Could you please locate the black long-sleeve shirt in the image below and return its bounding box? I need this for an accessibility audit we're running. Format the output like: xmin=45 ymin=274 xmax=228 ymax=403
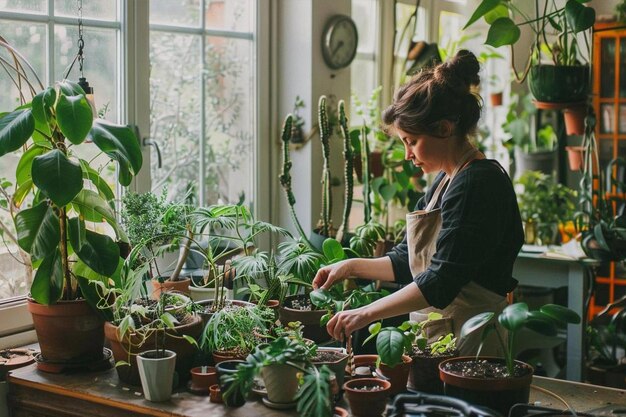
xmin=387 ymin=159 xmax=524 ymax=309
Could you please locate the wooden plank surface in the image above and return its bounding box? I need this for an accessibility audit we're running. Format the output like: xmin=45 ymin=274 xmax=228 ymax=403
xmin=7 ymin=364 xmax=626 ymax=417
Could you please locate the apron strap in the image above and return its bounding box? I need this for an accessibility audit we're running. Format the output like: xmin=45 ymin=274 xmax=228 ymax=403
xmin=425 ymin=146 xmax=480 ymax=211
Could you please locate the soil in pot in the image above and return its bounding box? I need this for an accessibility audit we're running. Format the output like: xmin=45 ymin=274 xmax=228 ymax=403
xmin=312 ymin=348 xmax=349 ymax=390
xmin=344 ymin=378 xmax=391 ymax=417
xmin=279 ymin=295 xmax=330 ymax=344
xmin=439 ymin=357 xmax=533 ymax=417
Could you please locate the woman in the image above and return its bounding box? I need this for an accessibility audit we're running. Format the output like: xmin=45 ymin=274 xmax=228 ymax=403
xmin=312 ymin=50 xmax=523 ymax=355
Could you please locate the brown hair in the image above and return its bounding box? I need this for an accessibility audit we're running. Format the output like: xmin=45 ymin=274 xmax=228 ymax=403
xmin=382 ymin=49 xmax=482 ymax=139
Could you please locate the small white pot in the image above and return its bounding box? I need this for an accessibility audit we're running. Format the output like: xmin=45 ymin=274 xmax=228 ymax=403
xmin=137 ymin=349 xmax=177 ymax=402
xmin=189 ymin=285 xmax=232 ymax=302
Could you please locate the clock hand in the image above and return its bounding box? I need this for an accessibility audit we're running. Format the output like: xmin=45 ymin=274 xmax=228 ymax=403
xmin=331 ymin=40 xmax=344 ymax=57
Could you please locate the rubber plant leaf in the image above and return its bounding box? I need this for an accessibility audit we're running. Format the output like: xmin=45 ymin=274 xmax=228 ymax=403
xmin=30 ymin=248 xmax=63 ymax=305
xmin=56 ymin=94 xmax=93 ymax=145
xmin=32 ymin=149 xmax=83 ymax=207
xmin=0 ymin=109 xmax=34 ymax=157
xmin=16 ymin=145 xmax=45 ymax=187
xmin=15 ymin=201 xmax=60 ymax=261
xmin=87 ymin=119 xmax=143 ymax=186
xmin=68 ymin=217 xmax=120 ymax=276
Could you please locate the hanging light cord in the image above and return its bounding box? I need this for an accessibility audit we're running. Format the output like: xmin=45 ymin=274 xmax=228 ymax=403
xmin=62 ymin=0 xmax=85 ymax=80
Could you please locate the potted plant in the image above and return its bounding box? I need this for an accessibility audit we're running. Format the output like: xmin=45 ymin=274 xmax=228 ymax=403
xmin=0 ymin=42 xmax=143 ymax=365
xmin=221 ymin=335 xmax=338 ymax=416
xmin=515 ymin=170 xmax=577 ymax=245
xmin=464 ymin=0 xmax=596 ymax=105
xmin=343 ymin=377 xmax=391 ymax=417
xmin=438 ymin=302 xmax=580 ymax=416
xmin=121 ymin=191 xmax=192 ymax=298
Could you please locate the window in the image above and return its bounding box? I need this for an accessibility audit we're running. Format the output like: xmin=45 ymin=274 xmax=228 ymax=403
xmin=148 ymin=0 xmax=256 ymax=207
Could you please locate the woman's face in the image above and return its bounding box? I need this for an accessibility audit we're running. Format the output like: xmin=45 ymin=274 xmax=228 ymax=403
xmin=395 ymin=127 xmax=448 ymax=174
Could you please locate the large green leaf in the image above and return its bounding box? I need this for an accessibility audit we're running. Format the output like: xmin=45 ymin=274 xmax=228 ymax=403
xmin=309 ymin=288 xmax=333 ymax=308
xmin=31 ymin=248 xmax=64 ymax=305
xmin=74 ymin=257 xmax=123 ymax=290
xmin=88 ymin=120 xmax=142 ymax=186
xmin=486 ymin=17 xmax=520 ymax=47
xmin=460 ymin=311 xmax=494 ymax=338
xmin=498 ymin=302 xmax=529 ymax=332
xmin=540 ymin=303 xmax=581 ymax=325
xmin=322 ymin=238 xmax=345 ymax=263
xmin=32 ymin=149 xmax=83 ymax=207
xmin=56 ymin=94 xmax=93 ymax=145
xmin=68 ymin=218 xmax=120 ymax=276
xmin=71 ymin=189 xmax=116 ymax=224
xmin=58 ymin=80 xmax=85 ymax=96
xmin=14 ymin=202 xmax=60 ymax=261
xmin=31 ymin=87 xmax=56 ymax=135
xmin=16 ymin=145 xmax=45 ymax=186
xmin=463 ymin=0 xmax=501 ymax=29
xmin=565 ymin=0 xmax=595 ymax=33
xmin=79 ymin=159 xmax=115 ymax=203
xmin=375 ymin=327 xmax=406 ymax=368
xmin=0 ymin=109 xmax=35 ymax=157
xmin=525 ymin=311 xmax=558 ymax=336
xmin=13 ymin=179 xmax=33 ymax=207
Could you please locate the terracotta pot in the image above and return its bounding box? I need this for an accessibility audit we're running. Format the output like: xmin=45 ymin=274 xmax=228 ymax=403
xmin=209 ymin=384 xmax=223 ymax=403
xmin=189 ymin=366 xmax=217 ymax=395
xmin=27 ymin=298 xmax=104 ymax=363
xmin=0 ymin=349 xmax=35 ymax=381
xmin=408 ymin=351 xmax=457 ymax=394
xmin=438 ymin=356 xmax=534 ymax=417
xmin=279 ymin=295 xmax=330 ymax=344
xmin=353 ymin=150 xmax=384 ymax=181
xmin=378 ymin=354 xmax=412 ymax=396
xmin=490 ymin=92 xmax=503 ymax=107
xmin=104 ymin=314 xmax=203 ymax=386
xmin=346 ymin=354 xmax=378 ymax=378
xmin=212 ymin=350 xmax=247 ymax=365
xmin=374 ymin=240 xmax=395 ymax=258
xmin=312 ymin=348 xmax=349 ymax=390
xmin=565 ymin=146 xmax=585 ymax=171
xmin=151 ymin=277 xmax=191 ymax=299
xmin=334 ymin=406 xmax=349 ymax=417
xmin=563 ymin=105 xmax=587 ymax=135
xmin=344 ymin=378 xmax=391 ymax=417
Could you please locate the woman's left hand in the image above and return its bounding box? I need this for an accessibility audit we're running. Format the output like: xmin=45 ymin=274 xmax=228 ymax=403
xmin=326 ymin=307 xmax=371 ymax=342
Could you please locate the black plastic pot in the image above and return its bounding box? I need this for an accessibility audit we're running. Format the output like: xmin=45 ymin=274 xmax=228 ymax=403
xmin=528 ymin=65 xmax=590 ymax=103
xmin=215 ymin=360 xmax=246 ymax=407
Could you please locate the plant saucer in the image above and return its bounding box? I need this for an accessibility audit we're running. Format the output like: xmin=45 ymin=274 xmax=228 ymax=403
xmin=261 ymin=397 xmax=297 ymax=410
xmin=251 ymin=376 xmax=267 ymax=396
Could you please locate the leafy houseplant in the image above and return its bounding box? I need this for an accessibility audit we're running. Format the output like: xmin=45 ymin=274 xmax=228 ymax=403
xmin=464 ymin=0 xmax=596 ymax=104
xmin=0 ymin=43 xmax=142 ymax=362
xmin=516 ymin=170 xmax=577 ymax=245
xmin=438 ymin=302 xmax=580 ymax=416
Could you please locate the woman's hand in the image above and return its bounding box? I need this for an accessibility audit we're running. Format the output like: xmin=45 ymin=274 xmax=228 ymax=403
xmin=312 ymin=259 xmax=353 ymax=290
xmin=326 ymin=307 xmax=371 ymax=342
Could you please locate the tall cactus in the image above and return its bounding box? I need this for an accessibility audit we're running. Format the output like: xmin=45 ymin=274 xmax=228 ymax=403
xmin=318 ymin=95 xmax=332 ymax=237
xmin=338 ymin=100 xmax=353 ymax=242
xmin=279 ymin=114 xmax=314 ymax=249
xmin=361 ymin=124 xmax=372 ymax=223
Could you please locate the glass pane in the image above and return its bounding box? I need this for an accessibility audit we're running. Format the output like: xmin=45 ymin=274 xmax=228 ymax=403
xmin=621 ymin=38 xmax=626 ymax=97
xmin=394 ymin=3 xmax=426 ymax=86
xmin=351 ymin=58 xmax=377 ymax=122
xmin=203 ymin=36 xmax=254 ymax=206
xmin=600 ymin=103 xmax=614 ymax=134
xmin=439 ymin=11 xmax=464 ymax=57
xmin=600 ymin=38 xmax=616 ymax=98
xmin=0 ymin=0 xmax=45 ymax=13
xmin=54 ymin=0 xmax=117 ymax=20
xmin=150 ymin=32 xmax=202 ymax=201
xmin=0 ymin=21 xmax=47 ymax=111
xmin=205 ymin=0 xmax=253 ymax=32
xmin=150 ymin=0 xmax=201 ymax=27
xmin=598 ymin=138 xmax=614 ymax=169
xmin=620 ymin=105 xmax=626 ymax=134
xmin=54 ymin=25 xmax=119 ymax=122
xmin=352 ymin=0 xmax=377 ymax=52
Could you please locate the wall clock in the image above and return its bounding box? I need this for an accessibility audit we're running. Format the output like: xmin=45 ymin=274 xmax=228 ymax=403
xmin=321 ymin=14 xmax=358 ymax=70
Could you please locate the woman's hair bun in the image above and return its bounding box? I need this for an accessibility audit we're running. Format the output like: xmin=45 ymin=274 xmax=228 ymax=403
xmin=449 ymin=49 xmax=480 ymax=87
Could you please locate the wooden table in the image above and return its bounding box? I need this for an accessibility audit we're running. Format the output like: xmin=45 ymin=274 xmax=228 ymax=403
xmin=7 ymin=365 xmax=625 ymax=417
xmin=514 ymin=252 xmax=599 ymax=381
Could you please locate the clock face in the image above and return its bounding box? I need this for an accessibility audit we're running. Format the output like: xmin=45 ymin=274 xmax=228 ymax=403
xmin=322 ymin=15 xmax=358 ymax=70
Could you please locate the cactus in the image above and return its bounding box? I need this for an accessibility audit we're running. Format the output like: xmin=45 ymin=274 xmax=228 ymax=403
xmin=318 ymin=95 xmax=332 ymax=237
xmin=279 ymin=114 xmax=315 ymax=250
xmin=337 ymin=100 xmax=353 ymax=242
xmin=361 ymin=124 xmax=372 ymax=223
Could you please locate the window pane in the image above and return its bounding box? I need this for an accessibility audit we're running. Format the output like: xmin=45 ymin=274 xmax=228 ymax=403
xmin=204 ymin=36 xmax=254 ymax=206
xmin=54 ymin=25 xmax=119 ymax=121
xmin=0 ymin=0 xmax=45 ymax=14
xmin=150 ymin=0 xmax=201 ymax=27
xmin=54 ymin=0 xmax=117 ymax=20
xmin=438 ymin=11 xmax=464 ymax=54
xmin=351 ymin=58 xmax=377 ymax=116
xmin=205 ymin=0 xmax=253 ymax=32
xmin=352 ymin=0 xmax=377 ymax=52
xmin=149 ymin=32 xmax=202 ymax=201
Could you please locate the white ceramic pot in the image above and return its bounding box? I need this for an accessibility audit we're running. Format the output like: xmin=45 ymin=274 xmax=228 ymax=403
xmin=136 ymin=349 xmax=177 ymax=402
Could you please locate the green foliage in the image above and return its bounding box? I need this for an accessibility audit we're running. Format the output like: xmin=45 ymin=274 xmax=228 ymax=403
xmin=460 ymin=302 xmax=580 ymax=375
xmin=1 ymin=78 xmax=142 ymax=305
xmin=502 ymin=93 xmax=556 ymax=153
xmin=309 ymin=282 xmax=388 ymax=327
xmin=464 ymin=0 xmax=595 ymax=76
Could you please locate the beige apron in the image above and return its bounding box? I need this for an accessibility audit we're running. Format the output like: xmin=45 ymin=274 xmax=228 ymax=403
xmin=406 ymin=148 xmax=508 ymax=356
